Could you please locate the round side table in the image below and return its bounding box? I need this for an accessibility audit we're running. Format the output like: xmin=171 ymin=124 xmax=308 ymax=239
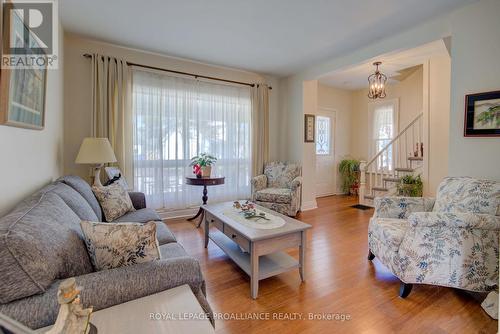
xmin=185 ymin=176 xmax=225 ymax=228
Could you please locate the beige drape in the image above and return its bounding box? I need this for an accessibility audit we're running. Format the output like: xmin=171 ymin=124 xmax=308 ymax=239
xmin=91 ymin=54 xmax=133 ymax=186
xmin=251 ymin=84 xmax=270 ymax=176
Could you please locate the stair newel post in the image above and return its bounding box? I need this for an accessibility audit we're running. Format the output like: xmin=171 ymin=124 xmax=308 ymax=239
xmin=359 ymin=161 xmax=367 ymax=205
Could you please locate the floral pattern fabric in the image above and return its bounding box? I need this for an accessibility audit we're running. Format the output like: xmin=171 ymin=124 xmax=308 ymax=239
xmin=251 ymin=162 xmax=302 ymax=216
xmin=264 ymin=162 xmax=301 ymax=188
xmin=80 ymin=221 xmax=161 ymax=271
xmin=433 ymin=176 xmax=500 ymax=215
xmin=368 ymin=177 xmax=500 ymax=293
xmin=255 ymin=188 xmax=292 ymax=204
xmin=251 ymin=174 xmax=267 ymax=192
xmin=92 ymin=183 xmax=135 ymax=221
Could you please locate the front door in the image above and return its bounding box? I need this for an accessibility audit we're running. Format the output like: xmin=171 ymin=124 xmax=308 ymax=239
xmin=315 ymin=109 xmax=336 ymax=197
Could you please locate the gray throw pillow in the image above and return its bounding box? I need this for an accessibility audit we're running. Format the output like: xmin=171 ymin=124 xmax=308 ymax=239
xmin=80 ymin=221 xmax=161 ymax=271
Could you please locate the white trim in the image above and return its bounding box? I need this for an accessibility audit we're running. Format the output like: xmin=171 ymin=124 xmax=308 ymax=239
xmin=157 ymin=207 xmax=198 ymax=220
xmin=301 ymin=200 xmax=318 ymax=211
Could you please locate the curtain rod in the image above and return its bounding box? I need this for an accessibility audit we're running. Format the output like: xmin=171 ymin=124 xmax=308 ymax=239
xmin=83 ymin=53 xmax=272 ymax=90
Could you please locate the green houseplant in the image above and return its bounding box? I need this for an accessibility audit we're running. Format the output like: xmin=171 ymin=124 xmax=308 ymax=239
xmin=190 ymin=153 xmax=217 ymax=178
xmin=397 ymin=174 xmax=423 ymax=197
xmin=338 ymin=159 xmax=360 ymax=195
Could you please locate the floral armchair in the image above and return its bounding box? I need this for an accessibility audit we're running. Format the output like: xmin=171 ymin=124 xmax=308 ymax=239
xmin=251 ymin=162 xmax=302 ymax=216
xmin=368 ymin=176 xmax=500 ymax=298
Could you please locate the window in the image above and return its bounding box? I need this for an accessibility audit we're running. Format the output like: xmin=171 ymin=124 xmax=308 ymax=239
xmin=315 ymin=116 xmax=331 ymax=155
xmin=369 ymin=100 xmax=398 ymax=170
xmin=132 ymin=69 xmax=252 ymax=211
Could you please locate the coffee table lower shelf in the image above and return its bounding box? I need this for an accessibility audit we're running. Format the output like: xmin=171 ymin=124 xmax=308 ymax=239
xmin=209 ymin=230 xmax=299 ymax=280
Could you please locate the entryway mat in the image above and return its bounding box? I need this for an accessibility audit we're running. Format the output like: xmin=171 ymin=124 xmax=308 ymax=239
xmin=351 ymin=204 xmax=372 ymax=210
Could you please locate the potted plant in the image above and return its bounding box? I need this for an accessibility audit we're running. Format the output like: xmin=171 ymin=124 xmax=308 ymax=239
xmin=397 ymin=174 xmax=423 ymax=197
xmin=190 ymin=153 xmax=217 ymax=178
xmin=338 ymin=158 xmax=360 ymax=195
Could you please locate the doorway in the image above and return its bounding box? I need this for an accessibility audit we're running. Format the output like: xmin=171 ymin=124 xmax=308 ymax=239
xmin=315 ymin=108 xmax=336 ymax=197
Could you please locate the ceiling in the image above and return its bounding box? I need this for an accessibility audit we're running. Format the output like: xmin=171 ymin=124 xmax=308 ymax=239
xmin=318 ymin=39 xmax=449 ymax=90
xmin=60 ymin=0 xmax=473 ymax=76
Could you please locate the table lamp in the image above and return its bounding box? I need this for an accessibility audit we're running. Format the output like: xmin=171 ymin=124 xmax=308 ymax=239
xmin=75 ymin=137 xmax=117 ymax=186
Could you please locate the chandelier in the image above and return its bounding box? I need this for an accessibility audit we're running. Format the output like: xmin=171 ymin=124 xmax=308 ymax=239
xmin=368 ymin=61 xmax=387 ymax=99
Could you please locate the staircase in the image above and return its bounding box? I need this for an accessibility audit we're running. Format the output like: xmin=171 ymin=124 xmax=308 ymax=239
xmin=359 ymin=113 xmax=423 ymax=206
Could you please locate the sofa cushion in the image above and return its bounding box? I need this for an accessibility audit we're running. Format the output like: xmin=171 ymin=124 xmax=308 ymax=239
xmin=154 ymin=222 xmax=177 ymax=245
xmin=92 ymin=183 xmax=135 ymax=221
xmin=0 ymin=191 xmax=93 ymax=303
xmin=368 ymin=218 xmax=410 ymax=251
xmin=57 ymin=176 xmax=103 ymax=221
xmin=114 ymin=208 xmax=161 ymax=223
xmin=255 ymin=188 xmax=292 ymax=204
xmin=264 ymin=162 xmax=301 ymax=188
xmin=80 ymin=221 xmax=161 ymax=271
xmin=160 ymin=242 xmax=189 ymax=259
xmin=49 ymin=183 xmax=99 ymax=221
xmin=433 ymin=177 xmax=500 ymax=215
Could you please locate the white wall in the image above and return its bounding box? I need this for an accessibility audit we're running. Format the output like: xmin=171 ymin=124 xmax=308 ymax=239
xmin=427 ymin=55 xmax=451 ymax=194
xmin=0 ymin=24 xmax=65 ymax=216
xmin=301 ymin=80 xmax=319 ymax=209
xmin=447 ymin=0 xmax=500 ymax=180
xmin=63 ymin=33 xmax=281 ymax=180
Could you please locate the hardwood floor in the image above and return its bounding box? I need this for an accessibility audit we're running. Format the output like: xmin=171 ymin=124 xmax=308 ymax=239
xmin=166 ymin=196 xmax=497 ymax=334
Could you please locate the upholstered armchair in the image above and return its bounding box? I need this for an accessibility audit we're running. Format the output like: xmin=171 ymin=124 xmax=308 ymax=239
xmin=251 ymin=162 xmax=302 ymax=216
xmin=368 ymin=176 xmax=500 ymax=298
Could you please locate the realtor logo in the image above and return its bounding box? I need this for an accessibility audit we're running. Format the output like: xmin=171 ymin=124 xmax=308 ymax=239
xmin=1 ymin=0 xmax=58 ymax=69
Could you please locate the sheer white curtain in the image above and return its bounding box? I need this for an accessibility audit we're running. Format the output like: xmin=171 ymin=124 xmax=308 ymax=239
xmin=369 ymin=100 xmax=398 ymax=170
xmin=132 ymin=69 xmax=252 ymax=210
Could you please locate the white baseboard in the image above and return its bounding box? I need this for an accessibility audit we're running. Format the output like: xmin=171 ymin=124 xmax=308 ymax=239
xmin=301 ymin=200 xmax=318 ymax=211
xmin=157 ymin=207 xmax=198 ymax=220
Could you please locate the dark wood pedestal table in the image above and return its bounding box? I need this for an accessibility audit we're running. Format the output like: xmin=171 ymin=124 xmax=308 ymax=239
xmin=185 ymin=176 xmax=225 ymax=228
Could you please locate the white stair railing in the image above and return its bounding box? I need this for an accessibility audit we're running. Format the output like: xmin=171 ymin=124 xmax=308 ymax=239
xmin=359 ymin=112 xmax=423 ymax=206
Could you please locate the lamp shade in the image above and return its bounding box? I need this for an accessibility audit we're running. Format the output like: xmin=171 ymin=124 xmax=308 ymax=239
xmin=75 ymin=137 xmax=117 ymax=164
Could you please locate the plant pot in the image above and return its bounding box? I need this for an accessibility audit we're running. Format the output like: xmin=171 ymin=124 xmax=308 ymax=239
xmin=397 ymin=184 xmax=423 ymax=197
xmin=201 ymin=166 xmax=212 ymax=178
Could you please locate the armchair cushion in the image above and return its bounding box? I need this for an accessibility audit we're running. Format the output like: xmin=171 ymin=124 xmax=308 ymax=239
xmin=433 ymin=177 xmax=500 ymax=215
xmin=255 ymin=188 xmax=292 ymax=204
xmin=408 ymin=212 xmax=500 ymax=230
xmin=264 ymin=162 xmax=301 ymax=188
xmin=251 ymin=174 xmax=267 ymax=192
xmin=374 ymin=196 xmax=435 ymax=219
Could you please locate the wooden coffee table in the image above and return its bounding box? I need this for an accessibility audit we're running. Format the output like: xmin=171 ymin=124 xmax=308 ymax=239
xmin=203 ymin=202 xmax=311 ymax=299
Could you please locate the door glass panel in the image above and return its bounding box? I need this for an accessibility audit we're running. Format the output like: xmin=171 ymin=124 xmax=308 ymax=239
xmin=316 ymin=116 xmax=331 ymax=155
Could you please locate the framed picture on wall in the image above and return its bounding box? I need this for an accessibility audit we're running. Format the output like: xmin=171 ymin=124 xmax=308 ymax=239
xmin=464 ymin=90 xmax=500 ymax=137
xmin=304 ymin=114 xmax=315 ymax=142
xmin=0 ymin=1 xmax=48 ymax=130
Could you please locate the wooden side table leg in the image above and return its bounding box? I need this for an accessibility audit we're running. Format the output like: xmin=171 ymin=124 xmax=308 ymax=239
xmin=250 ymin=243 xmax=259 ymax=299
xmin=196 ymin=210 xmax=205 ymax=228
xmin=204 ymin=214 xmax=209 ymax=248
xmin=299 ymin=230 xmax=306 ymax=282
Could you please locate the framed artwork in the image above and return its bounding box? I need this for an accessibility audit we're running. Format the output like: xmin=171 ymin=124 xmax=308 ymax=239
xmin=464 ymin=90 xmax=500 ymax=137
xmin=0 ymin=2 xmax=47 ymax=130
xmin=304 ymin=114 xmax=315 ymax=142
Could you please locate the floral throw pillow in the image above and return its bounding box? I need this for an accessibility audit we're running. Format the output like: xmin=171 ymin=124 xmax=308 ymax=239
xmin=80 ymin=221 xmax=161 ymax=271
xmin=92 ymin=183 xmax=135 ymax=221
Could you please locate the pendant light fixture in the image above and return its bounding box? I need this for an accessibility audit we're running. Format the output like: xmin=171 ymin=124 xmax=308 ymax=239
xmin=368 ymin=61 xmax=387 ymax=99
